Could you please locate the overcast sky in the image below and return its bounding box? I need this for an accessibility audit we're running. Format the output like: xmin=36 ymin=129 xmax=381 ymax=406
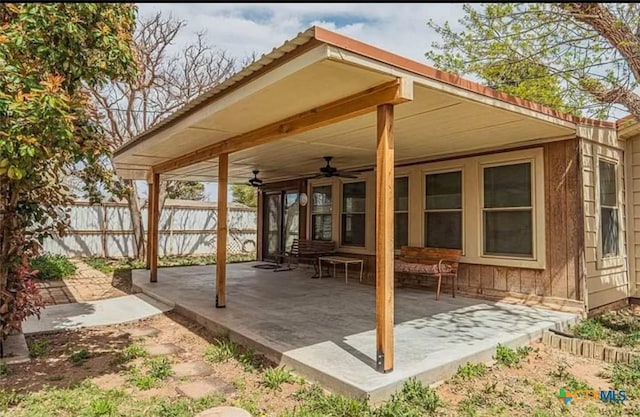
xmin=135 ymin=3 xmax=466 ymax=201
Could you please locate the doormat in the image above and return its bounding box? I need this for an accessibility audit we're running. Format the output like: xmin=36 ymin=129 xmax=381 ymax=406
xmin=252 ymin=263 xmax=279 ymax=270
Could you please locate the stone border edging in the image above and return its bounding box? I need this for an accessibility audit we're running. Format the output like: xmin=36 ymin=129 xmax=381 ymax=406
xmin=542 ymin=330 xmax=638 ymax=364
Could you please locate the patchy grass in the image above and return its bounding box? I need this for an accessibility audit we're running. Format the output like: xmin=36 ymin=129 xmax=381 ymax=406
xmin=605 ymin=357 xmax=640 ymax=399
xmin=494 ymin=344 xmax=533 ymax=368
xmin=549 ymin=362 xmax=592 ymax=391
xmin=0 ymin=363 xmax=8 ymax=377
xmin=203 ymin=339 xmax=238 ymax=363
xmin=1 ymin=381 xmax=223 ymax=417
xmin=30 ymin=254 xmax=77 ymax=280
xmin=84 ymin=254 xmax=256 ymax=275
xmin=127 ymin=356 xmax=173 ymax=390
xmin=69 ymin=349 xmax=91 ymax=366
xmin=456 ymin=362 xmax=489 ymax=380
xmin=571 ymin=307 xmax=640 ymax=351
xmin=572 ymin=318 xmax=605 ymax=341
xmin=114 ymin=343 xmax=147 ymax=364
xmin=262 ymin=366 xmax=296 ymax=391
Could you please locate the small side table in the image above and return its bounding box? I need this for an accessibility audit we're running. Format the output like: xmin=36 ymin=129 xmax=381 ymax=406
xmin=317 ymin=256 xmax=364 ymax=283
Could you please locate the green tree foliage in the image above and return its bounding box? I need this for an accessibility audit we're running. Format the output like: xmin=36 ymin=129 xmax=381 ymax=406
xmin=0 ymin=3 xmax=137 ymax=340
xmin=427 ymin=3 xmax=640 ymax=120
xmin=231 ymin=184 xmax=257 ymax=208
xmin=165 ymin=181 xmax=204 ymax=201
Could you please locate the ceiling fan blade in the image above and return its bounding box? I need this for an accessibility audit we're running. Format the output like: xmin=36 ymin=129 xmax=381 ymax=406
xmin=336 ymin=172 xmax=359 ymax=179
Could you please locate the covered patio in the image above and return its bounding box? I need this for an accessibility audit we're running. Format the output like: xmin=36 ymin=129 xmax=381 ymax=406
xmin=132 ymin=263 xmax=576 ymax=401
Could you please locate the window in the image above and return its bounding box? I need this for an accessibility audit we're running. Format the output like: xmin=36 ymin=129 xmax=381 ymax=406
xmin=341 ymin=181 xmax=366 ymax=246
xmin=311 ymin=185 xmax=332 ymax=241
xmin=483 ymin=162 xmax=533 ymax=257
xmin=599 ymin=160 xmax=619 ymax=257
xmin=424 ymin=171 xmax=462 ymax=249
xmin=395 ymin=177 xmax=409 ymax=249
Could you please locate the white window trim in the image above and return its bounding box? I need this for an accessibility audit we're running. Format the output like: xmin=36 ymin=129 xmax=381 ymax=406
xmin=596 ymin=155 xmax=624 ymax=270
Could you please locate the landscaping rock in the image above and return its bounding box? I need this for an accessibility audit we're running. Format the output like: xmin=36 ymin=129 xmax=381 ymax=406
xmin=176 ymin=377 xmax=236 ymax=400
xmin=146 ymin=343 xmax=184 ymax=357
xmin=196 ymin=406 xmax=252 ymax=417
xmin=124 ymin=326 xmax=160 ymax=339
xmin=172 ymin=361 xmax=214 ymax=378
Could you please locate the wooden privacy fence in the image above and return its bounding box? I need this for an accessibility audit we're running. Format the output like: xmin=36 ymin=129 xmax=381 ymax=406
xmin=42 ymin=199 xmax=257 ymax=258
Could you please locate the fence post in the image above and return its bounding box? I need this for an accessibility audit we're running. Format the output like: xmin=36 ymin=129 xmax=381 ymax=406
xmin=102 ymin=204 xmax=108 ymax=258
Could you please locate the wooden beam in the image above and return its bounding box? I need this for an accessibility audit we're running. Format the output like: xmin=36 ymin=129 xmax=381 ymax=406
xmin=148 ymin=172 xmax=160 ymax=282
xmin=216 ymin=153 xmax=229 ymax=308
xmin=376 ymin=103 xmax=394 ymax=373
xmin=153 ymin=79 xmax=412 ymax=174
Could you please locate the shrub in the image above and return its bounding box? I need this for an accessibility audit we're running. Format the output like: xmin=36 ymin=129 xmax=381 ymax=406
xmin=1 ymin=255 xmax=45 ymax=339
xmin=571 ymin=319 xmax=605 ymax=341
xmin=29 ymin=254 xmax=77 ymax=280
xmin=0 ymin=363 xmax=8 ymax=377
xmin=28 ymin=339 xmax=50 ymax=358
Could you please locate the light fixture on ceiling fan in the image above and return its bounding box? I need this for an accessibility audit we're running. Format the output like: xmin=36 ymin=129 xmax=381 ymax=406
xmin=248 ymin=170 xmax=263 ymax=188
xmin=311 ymin=156 xmax=359 ymax=179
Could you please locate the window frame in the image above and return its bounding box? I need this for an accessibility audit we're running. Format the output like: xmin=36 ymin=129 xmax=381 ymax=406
xmin=394 ymin=175 xmax=410 ymax=250
xmin=476 ymin=149 xmax=545 ymax=268
xmin=310 ymin=182 xmax=334 ymax=241
xmin=596 ymin=156 xmax=624 ymax=269
xmin=423 ymin=168 xmax=464 ymax=251
xmin=480 ymin=160 xmax=534 ymax=259
xmin=340 ymin=179 xmax=367 ymax=248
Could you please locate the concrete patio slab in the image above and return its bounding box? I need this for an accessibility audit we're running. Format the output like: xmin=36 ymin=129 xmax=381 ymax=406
xmin=133 ymin=263 xmax=578 ymax=402
xmin=22 ymin=294 xmax=172 ymax=334
xmin=196 ymin=407 xmax=252 ymax=417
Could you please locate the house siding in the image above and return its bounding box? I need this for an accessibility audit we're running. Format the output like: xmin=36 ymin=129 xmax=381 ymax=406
xmin=303 ymin=139 xmax=585 ymax=308
xmin=627 ymin=134 xmax=640 ymax=300
xmin=580 ymin=129 xmax=629 ymax=309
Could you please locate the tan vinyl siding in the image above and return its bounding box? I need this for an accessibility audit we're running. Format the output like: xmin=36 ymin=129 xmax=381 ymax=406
xmin=582 ymin=137 xmax=629 ymax=309
xmin=628 ymin=135 xmax=640 ymax=299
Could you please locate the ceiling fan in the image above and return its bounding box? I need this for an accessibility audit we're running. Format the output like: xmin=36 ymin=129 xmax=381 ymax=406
xmin=248 ymin=170 xmax=263 ymax=188
xmin=311 ymin=156 xmax=359 ymax=179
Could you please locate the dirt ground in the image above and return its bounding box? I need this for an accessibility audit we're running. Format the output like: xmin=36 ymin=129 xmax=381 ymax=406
xmin=4 ymin=310 xmax=639 ymax=416
xmin=3 ymin=312 xmax=305 ymax=415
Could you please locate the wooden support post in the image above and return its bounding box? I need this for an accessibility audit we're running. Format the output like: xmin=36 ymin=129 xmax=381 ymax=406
xmin=216 ymin=153 xmax=228 ymax=308
xmin=376 ymin=103 xmax=394 ymax=373
xmin=148 ymin=173 xmax=160 ymax=282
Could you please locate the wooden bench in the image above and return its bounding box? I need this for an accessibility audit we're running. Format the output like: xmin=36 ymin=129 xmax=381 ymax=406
xmin=276 ymin=239 xmax=336 ymax=275
xmin=394 ymin=246 xmax=462 ymax=300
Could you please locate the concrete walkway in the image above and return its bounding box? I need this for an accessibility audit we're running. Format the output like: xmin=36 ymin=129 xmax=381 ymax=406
xmin=36 ymin=259 xmax=126 ymax=305
xmin=22 ymin=294 xmax=172 ymax=334
xmin=132 ymin=263 xmax=579 ymax=402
